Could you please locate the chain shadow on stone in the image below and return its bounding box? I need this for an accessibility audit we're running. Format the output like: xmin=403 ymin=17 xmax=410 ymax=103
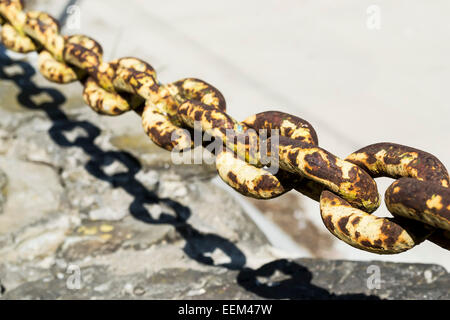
xmin=0 ymin=47 xmax=379 ymax=300
xmin=237 ymin=259 xmax=379 ymax=300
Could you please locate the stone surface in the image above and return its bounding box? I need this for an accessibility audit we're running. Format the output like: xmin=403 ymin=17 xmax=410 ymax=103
xmin=0 ymin=168 xmax=6 ymax=214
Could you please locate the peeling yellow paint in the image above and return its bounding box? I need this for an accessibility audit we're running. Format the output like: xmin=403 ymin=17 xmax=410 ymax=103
xmin=426 ymin=195 xmax=443 ymax=210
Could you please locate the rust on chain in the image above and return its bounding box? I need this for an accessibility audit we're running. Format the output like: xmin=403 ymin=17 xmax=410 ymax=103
xmin=1 ymin=22 xmax=34 ymax=52
xmin=320 ymin=142 xmax=450 ymax=252
xmin=347 ymin=143 xmax=450 ymax=237
xmin=142 ymin=101 xmax=193 ymax=151
xmin=272 ymin=136 xmax=380 ymax=212
xmin=216 ymin=148 xmax=288 ymax=199
xmin=242 ymin=112 xmax=325 ymax=201
xmin=66 ymin=34 xmax=103 ymax=56
xmin=112 ymin=57 xmax=180 ymax=121
xmin=178 ymin=101 xmax=235 ymax=137
xmin=82 ymin=77 xmax=137 ymax=115
xmin=166 ymin=78 xmax=226 ymax=112
xmin=177 ymin=101 xmax=260 ymax=164
xmin=38 ymin=34 xmax=102 ymax=84
xmin=38 ymin=50 xmax=81 ymax=83
xmin=320 ymin=191 xmax=431 ymax=254
xmin=23 ymin=11 xmax=64 ymax=60
xmin=386 ymin=178 xmax=450 ymax=231
xmin=243 ymin=111 xmax=319 ymax=145
xmin=1 ymin=0 xmax=449 ymax=256
xmin=0 ymin=0 xmax=26 ymax=32
xmin=346 ymin=142 xmax=450 ymax=187
xmin=217 ymin=111 xmax=323 ymax=200
xmin=0 ymin=1 xmax=33 ymax=52
xmin=63 ymin=35 xmax=116 ymax=92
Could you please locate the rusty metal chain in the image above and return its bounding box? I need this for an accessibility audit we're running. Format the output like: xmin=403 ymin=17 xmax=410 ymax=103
xmin=1 ymin=0 xmax=449 ymax=255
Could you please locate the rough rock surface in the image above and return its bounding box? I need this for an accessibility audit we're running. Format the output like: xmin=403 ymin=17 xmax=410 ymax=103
xmin=0 ymin=168 xmax=6 ymax=214
xmin=0 ymin=44 xmax=448 ymax=300
xmin=2 ymin=258 xmax=449 ymax=300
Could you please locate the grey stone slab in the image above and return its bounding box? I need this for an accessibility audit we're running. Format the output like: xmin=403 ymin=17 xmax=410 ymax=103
xmin=2 ymin=259 xmax=448 ymax=300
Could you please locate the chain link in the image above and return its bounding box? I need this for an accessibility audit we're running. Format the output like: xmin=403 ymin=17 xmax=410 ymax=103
xmin=1 ymin=0 xmax=449 ymax=254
